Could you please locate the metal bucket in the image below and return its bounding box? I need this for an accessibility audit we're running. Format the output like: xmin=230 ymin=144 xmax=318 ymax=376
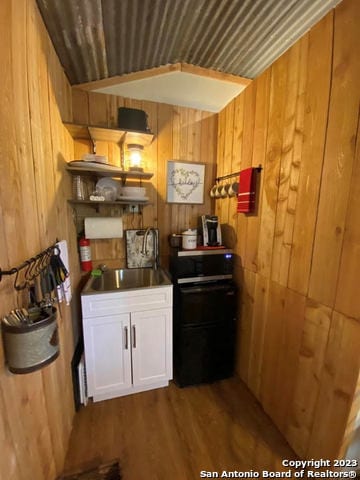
xmin=1 ymin=307 xmax=59 ymax=374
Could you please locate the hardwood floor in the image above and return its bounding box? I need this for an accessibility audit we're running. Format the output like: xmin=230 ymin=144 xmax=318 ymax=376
xmin=64 ymin=377 xmax=297 ymax=479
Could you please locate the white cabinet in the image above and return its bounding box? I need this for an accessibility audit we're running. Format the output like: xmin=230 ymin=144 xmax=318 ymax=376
xmin=131 ymin=309 xmax=172 ymax=388
xmin=83 ymin=314 xmax=132 ymax=398
xmin=81 ymin=286 xmax=172 ymax=402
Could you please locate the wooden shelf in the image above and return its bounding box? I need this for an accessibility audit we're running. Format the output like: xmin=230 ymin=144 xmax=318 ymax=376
xmin=64 ymin=122 xmax=154 ymax=146
xmin=66 ymin=163 xmax=154 ymax=180
xmin=68 ymin=199 xmax=150 ymax=207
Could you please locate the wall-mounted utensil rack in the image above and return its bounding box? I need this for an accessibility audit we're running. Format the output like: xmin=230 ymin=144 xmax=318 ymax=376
xmin=0 ymin=243 xmax=59 ymax=290
xmin=215 ymin=164 xmax=262 ymax=183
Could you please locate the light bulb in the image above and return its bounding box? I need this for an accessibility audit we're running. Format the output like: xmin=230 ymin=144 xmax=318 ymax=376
xmin=127 ymin=144 xmax=144 ymax=171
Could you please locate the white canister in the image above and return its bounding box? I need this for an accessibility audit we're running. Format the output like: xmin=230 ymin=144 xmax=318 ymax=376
xmin=182 ymin=229 xmax=197 ymax=250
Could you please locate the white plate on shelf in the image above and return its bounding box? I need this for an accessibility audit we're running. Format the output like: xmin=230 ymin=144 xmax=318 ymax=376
xmin=96 ymin=178 xmax=121 ymax=201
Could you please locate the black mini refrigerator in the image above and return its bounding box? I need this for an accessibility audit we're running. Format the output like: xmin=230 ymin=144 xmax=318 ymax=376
xmin=170 ymin=249 xmax=237 ymax=387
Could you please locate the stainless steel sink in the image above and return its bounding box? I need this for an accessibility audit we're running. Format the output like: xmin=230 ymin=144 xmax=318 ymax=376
xmin=82 ymin=267 xmax=172 ymax=294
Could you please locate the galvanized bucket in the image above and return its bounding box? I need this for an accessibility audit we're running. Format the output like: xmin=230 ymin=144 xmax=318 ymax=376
xmin=1 ymin=307 xmax=59 ymax=374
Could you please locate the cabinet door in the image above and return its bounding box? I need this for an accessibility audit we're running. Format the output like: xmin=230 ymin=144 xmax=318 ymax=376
xmin=131 ymin=308 xmax=172 ymax=387
xmin=83 ymin=314 xmax=132 ymax=398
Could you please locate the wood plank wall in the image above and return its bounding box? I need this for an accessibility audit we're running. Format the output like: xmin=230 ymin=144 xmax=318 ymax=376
xmin=215 ymin=0 xmax=360 ymax=460
xmin=70 ymin=89 xmax=218 ymax=267
xmin=0 ymin=1 xmax=79 ymax=478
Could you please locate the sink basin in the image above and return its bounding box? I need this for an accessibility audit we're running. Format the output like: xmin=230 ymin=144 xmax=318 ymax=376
xmin=83 ymin=267 xmax=172 ymax=294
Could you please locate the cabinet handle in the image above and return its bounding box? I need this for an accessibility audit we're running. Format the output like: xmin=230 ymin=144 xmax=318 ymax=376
xmin=124 ymin=326 xmax=128 ymax=350
xmin=132 ymin=325 xmax=136 ymax=348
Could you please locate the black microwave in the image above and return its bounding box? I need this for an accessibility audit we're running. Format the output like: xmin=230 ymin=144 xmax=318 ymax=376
xmin=169 ymin=249 xmax=234 ymax=283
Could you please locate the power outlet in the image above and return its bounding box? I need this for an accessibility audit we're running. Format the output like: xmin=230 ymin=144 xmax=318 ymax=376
xmin=127 ymin=205 xmax=139 ymax=214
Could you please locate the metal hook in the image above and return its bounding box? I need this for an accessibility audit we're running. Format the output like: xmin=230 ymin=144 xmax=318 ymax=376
xmin=13 ymin=268 xmax=28 ymax=291
xmin=24 ymin=260 xmax=33 ymax=281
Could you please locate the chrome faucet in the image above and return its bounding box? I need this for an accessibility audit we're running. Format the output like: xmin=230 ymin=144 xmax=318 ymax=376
xmin=141 ymin=227 xmax=159 ymax=270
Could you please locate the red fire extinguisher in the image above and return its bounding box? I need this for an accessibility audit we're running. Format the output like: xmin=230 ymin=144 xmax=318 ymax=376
xmin=79 ymin=237 xmax=93 ymax=272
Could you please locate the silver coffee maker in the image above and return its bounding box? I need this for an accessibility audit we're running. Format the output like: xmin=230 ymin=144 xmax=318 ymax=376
xmin=200 ymin=215 xmax=222 ymax=246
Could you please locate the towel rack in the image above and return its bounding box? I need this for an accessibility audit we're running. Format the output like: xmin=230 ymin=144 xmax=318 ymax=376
xmin=215 ymin=164 xmax=262 ymax=183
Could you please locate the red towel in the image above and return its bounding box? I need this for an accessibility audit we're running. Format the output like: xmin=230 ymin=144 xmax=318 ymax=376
xmin=237 ymin=167 xmax=257 ymax=213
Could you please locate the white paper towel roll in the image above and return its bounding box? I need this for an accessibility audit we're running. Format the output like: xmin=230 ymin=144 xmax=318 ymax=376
xmin=84 ymin=217 xmax=123 ymax=239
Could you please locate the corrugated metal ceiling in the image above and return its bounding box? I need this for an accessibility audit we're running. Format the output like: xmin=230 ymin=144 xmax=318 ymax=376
xmin=36 ymin=0 xmax=342 ymax=85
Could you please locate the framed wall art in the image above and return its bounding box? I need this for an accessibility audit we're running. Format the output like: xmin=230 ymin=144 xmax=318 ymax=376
xmin=166 ymin=160 xmax=205 ymax=204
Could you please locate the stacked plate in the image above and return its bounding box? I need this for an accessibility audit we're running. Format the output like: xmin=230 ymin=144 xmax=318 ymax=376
xmin=119 ymin=186 xmax=147 ymax=200
xmin=82 ymin=153 xmax=108 ymax=164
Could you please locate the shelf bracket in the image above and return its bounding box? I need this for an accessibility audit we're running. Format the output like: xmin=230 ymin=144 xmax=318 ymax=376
xmin=120 ymin=138 xmax=126 ymax=172
xmin=87 ymin=126 xmax=97 ymax=154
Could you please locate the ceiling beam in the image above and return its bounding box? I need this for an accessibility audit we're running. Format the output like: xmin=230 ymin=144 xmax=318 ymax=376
xmin=73 ymin=63 xmax=251 ymax=92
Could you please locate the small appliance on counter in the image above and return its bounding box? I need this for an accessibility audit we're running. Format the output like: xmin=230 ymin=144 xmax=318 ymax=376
xmin=170 ymin=249 xmax=237 ymax=387
xmin=199 ymin=215 xmax=222 ymax=247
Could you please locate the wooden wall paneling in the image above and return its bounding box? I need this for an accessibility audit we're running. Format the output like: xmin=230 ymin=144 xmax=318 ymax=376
xmin=220 ymin=101 xmax=235 ymax=224
xmin=191 ymin=108 xmax=206 ymax=227
xmin=308 ymin=0 xmax=360 ymax=307
xmin=247 ymin=274 xmax=270 ymax=399
xmin=88 ymin=91 xmax=108 ymax=127
xmin=272 ymin=288 xmax=306 ymax=433
xmin=106 ymin=94 xmax=124 ymax=163
xmin=72 ymin=88 xmax=89 ymax=125
xmin=39 ymin=23 xmax=67 ymax=478
xmin=235 ymin=268 xmax=256 ymax=383
xmin=236 ymin=84 xmax=257 ymax=262
xmin=107 ymin=93 xmax=122 ymax=128
xmin=255 ymin=60 xmax=286 ymax=278
xmin=286 ymin=299 xmax=332 ymax=457
xmin=46 ymin=42 xmax=78 ymax=473
xmin=169 ymin=106 xmax=180 ymax=234
xmin=215 ymin=108 xmax=226 ymax=220
xmin=0 ymin=1 xmax=76 ymax=478
xmin=228 ymin=95 xmax=245 ymax=252
xmin=9 ymin=0 xmax=40 ymax=258
xmin=27 ymin=2 xmax=56 ymax=247
xmin=339 ymin=372 xmax=360 ymax=458
xmin=0 ymin=129 xmax=24 ymax=480
xmin=335 ymin=113 xmax=360 ymax=318
xmin=263 ymin=50 xmax=288 ymax=283
xmin=182 ymin=106 xmax=196 ymax=229
xmin=216 ymin=0 xmax=360 ymax=460
xmin=284 ymin=34 xmax=308 ymax=281
xmin=182 ymin=107 xmax=194 ymax=229
xmin=199 ymin=110 xmax=217 ymax=221
xmin=0 ymin=4 xmax=34 ymax=479
xmin=244 ymin=70 xmax=271 ymax=273
xmin=0 ymin=389 xmax=18 ymax=479
xmin=242 ymin=83 xmax=257 ymax=169
xmin=287 ymin=13 xmax=333 ymax=296
xmin=174 ymin=106 xmax=188 ymax=231
xmin=141 ymin=100 xmax=158 ymax=229
xmin=88 ymin=92 xmax=115 ymax=162
xmin=188 ymin=108 xmax=202 ymax=162
xmin=263 ymin=285 xmax=306 ymax=433
xmin=231 ymin=95 xmax=245 ymax=174
xmin=307 ymin=311 xmax=360 ymax=458
xmin=259 ymin=281 xmax=285 ymax=417
xmin=157 ymin=103 xmax=174 ymax=262
xmin=270 ymin=43 xmax=302 ymax=286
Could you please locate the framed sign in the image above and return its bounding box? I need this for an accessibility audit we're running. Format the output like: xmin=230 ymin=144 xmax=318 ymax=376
xmin=166 ymin=160 xmax=205 ymax=204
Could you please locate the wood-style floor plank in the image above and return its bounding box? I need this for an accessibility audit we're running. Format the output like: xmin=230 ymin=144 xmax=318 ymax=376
xmin=64 ymin=378 xmax=297 ymax=479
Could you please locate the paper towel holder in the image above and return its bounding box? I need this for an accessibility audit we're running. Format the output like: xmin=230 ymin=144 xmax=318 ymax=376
xmin=84 ymin=217 xmax=124 ymax=239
